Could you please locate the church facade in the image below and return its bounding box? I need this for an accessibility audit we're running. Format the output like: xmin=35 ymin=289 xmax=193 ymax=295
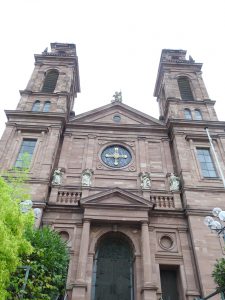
xmin=0 ymin=43 xmax=225 ymax=300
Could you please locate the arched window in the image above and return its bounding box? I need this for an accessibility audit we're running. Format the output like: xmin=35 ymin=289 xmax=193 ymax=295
xmin=32 ymin=100 xmax=40 ymax=112
xmin=41 ymin=69 xmax=59 ymax=93
xmin=184 ymin=108 xmax=192 ymax=120
xmin=178 ymin=76 xmax=194 ymax=100
xmin=91 ymin=233 xmax=134 ymax=300
xmin=194 ymin=109 xmax=203 ymax=120
xmin=43 ymin=101 xmax=51 ymax=112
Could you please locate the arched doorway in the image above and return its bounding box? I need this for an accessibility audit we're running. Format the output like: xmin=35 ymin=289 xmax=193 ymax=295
xmin=91 ymin=232 xmax=134 ymax=300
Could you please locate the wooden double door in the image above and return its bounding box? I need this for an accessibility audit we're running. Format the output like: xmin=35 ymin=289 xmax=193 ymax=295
xmin=92 ymin=234 xmax=134 ymax=300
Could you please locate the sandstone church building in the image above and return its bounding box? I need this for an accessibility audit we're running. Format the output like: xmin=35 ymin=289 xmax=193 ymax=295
xmin=1 ymin=43 xmax=225 ymax=300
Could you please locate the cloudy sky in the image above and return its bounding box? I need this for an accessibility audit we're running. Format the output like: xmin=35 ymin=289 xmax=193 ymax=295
xmin=0 ymin=0 xmax=225 ymax=137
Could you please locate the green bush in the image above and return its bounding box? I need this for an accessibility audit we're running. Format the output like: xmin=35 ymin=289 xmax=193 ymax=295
xmin=8 ymin=227 xmax=69 ymax=299
xmin=0 ymin=175 xmax=33 ymax=300
xmin=212 ymin=257 xmax=225 ymax=289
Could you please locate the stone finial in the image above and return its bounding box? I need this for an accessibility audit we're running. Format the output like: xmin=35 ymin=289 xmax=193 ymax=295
xmin=139 ymin=172 xmax=151 ymax=189
xmin=189 ymin=55 xmax=195 ymax=62
xmin=52 ymin=168 xmax=63 ymax=185
xmin=111 ymin=91 xmax=122 ymax=103
xmin=168 ymin=172 xmax=180 ymax=191
xmin=42 ymin=47 xmax=48 ymax=54
xmin=81 ymin=169 xmax=94 ymax=187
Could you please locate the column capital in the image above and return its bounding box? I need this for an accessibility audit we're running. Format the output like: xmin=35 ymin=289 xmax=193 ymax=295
xmin=141 ymin=220 xmax=149 ymax=226
xmin=83 ymin=218 xmax=91 ymax=224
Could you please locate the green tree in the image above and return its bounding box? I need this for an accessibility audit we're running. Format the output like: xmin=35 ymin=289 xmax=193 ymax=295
xmin=8 ymin=227 xmax=69 ymax=300
xmin=0 ymin=173 xmax=34 ymax=300
xmin=212 ymin=257 xmax=225 ymax=289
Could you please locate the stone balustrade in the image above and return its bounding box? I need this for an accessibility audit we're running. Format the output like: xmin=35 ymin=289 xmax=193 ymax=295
xmin=56 ymin=190 xmax=82 ymax=205
xmin=150 ymin=194 xmax=175 ymax=209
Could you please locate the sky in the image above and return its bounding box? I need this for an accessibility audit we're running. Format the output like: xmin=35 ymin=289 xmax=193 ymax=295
xmin=0 ymin=0 xmax=225 ymax=138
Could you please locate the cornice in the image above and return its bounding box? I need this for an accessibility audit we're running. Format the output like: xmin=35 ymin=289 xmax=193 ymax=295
xmin=66 ymin=122 xmax=167 ymax=133
xmin=155 ymin=253 xmax=183 ymax=261
xmin=167 ymin=120 xmax=225 ymax=140
xmin=151 ymin=210 xmax=185 ymax=218
xmin=34 ymin=53 xmax=78 ymax=63
xmin=167 ymin=119 xmax=225 ymax=129
xmin=166 ymin=97 xmax=216 ymax=106
xmin=182 ymin=185 xmax=225 ymax=193
xmin=19 ymin=89 xmax=71 ymax=97
xmin=14 ymin=124 xmax=50 ymax=133
xmin=45 ymin=204 xmax=84 ymax=213
xmin=184 ymin=208 xmax=217 ymax=216
xmin=5 ymin=110 xmax=67 ymax=123
xmin=185 ymin=133 xmax=219 ymax=141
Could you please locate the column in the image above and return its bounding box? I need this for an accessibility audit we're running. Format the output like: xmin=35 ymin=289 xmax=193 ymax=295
xmin=72 ymin=219 xmax=90 ymax=300
xmin=76 ymin=219 xmax=91 ymax=282
xmin=141 ymin=221 xmax=157 ymax=300
xmin=141 ymin=221 xmax=152 ymax=284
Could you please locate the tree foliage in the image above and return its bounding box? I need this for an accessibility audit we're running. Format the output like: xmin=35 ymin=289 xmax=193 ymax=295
xmin=212 ymin=257 xmax=225 ymax=289
xmin=0 ymin=173 xmax=34 ymax=300
xmin=8 ymin=227 xmax=69 ymax=300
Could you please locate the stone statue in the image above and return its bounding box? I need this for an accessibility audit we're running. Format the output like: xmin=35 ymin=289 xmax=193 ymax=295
xmin=111 ymin=91 xmax=122 ymax=103
xmin=169 ymin=173 xmax=180 ymax=191
xmin=20 ymin=199 xmax=33 ymax=213
xmin=82 ymin=169 xmax=94 ymax=187
xmin=52 ymin=168 xmax=63 ymax=185
xmin=139 ymin=172 xmax=151 ymax=189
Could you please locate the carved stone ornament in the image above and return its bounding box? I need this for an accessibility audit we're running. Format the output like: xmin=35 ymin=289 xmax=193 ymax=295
xmin=111 ymin=91 xmax=122 ymax=103
xmin=139 ymin=172 xmax=151 ymax=189
xmin=81 ymin=168 xmax=94 ymax=187
xmin=169 ymin=173 xmax=180 ymax=191
xmin=52 ymin=168 xmax=63 ymax=185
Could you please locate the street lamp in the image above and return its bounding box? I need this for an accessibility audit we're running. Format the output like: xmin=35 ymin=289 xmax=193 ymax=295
xmin=204 ymin=207 xmax=225 ymax=241
xmin=20 ymin=200 xmax=41 ymax=220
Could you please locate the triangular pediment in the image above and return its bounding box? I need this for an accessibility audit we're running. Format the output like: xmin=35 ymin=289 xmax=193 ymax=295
xmin=70 ymin=102 xmax=163 ymax=126
xmin=81 ymin=188 xmax=154 ymax=210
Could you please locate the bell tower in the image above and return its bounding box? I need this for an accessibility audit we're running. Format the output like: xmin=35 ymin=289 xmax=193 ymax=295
xmin=17 ymin=43 xmax=80 ymax=117
xmin=154 ymin=49 xmax=218 ymax=122
xmin=0 ymin=43 xmax=80 ymax=205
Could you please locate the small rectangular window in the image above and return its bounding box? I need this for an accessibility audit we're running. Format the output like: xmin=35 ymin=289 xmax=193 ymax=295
xmin=15 ymin=139 xmax=37 ymax=168
xmin=197 ymin=148 xmax=218 ymax=178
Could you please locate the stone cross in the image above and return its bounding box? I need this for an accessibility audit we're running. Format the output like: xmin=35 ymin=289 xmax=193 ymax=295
xmin=105 ymin=147 xmax=127 ymax=166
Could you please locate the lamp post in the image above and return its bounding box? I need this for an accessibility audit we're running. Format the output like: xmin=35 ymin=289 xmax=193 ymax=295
xmin=18 ymin=200 xmax=41 ymax=298
xmin=204 ymin=207 xmax=225 ymax=241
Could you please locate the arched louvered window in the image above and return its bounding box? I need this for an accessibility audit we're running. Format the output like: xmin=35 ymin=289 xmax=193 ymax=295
xmin=178 ymin=76 xmax=194 ymax=101
xmin=41 ymin=69 xmax=59 ymax=93
xmin=32 ymin=100 xmax=41 ymax=112
xmin=194 ymin=109 xmax=203 ymax=120
xmin=43 ymin=101 xmax=51 ymax=112
xmin=184 ymin=108 xmax=192 ymax=120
